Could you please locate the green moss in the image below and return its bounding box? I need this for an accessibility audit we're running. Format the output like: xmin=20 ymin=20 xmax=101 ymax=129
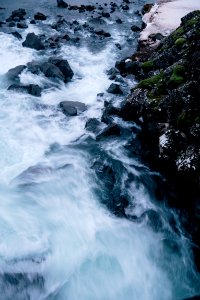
xmin=173 ymin=65 xmax=185 ymax=76
xmin=186 ymin=18 xmax=198 ymax=27
xmin=169 ymin=64 xmax=185 ymax=87
xmin=169 ymin=74 xmax=184 ymax=86
xmin=141 ymin=60 xmax=154 ymax=71
xmin=175 ymin=38 xmax=186 ymax=46
xmin=137 ymin=73 xmax=163 ymax=90
xmin=172 ymin=27 xmax=184 ymax=40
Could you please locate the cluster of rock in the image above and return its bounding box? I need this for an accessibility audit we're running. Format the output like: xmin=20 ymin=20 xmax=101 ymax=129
xmin=56 ymin=0 xmax=135 ymax=14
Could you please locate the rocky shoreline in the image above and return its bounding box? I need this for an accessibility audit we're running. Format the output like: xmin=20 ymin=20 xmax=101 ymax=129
xmin=101 ymin=9 xmax=200 ymax=271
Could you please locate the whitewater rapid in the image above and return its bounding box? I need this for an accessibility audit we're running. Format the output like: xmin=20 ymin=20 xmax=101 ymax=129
xmin=0 ymin=3 xmax=199 ymax=300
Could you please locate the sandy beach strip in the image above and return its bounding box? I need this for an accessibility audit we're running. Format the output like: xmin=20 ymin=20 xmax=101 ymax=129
xmin=140 ymin=0 xmax=200 ymax=40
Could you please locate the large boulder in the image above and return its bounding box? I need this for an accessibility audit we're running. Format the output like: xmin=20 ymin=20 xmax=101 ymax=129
xmin=60 ymin=101 xmax=86 ymax=116
xmin=48 ymin=57 xmax=74 ymax=82
xmin=22 ymin=33 xmax=45 ymax=50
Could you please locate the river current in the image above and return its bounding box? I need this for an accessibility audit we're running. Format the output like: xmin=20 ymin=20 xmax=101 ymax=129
xmin=0 ymin=0 xmax=199 ymax=299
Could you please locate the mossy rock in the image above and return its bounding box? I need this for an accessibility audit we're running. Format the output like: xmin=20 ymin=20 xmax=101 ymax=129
xmin=137 ymin=73 xmax=163 ymax=90
xmin=169 ymin=65 xmax=185 ymax=87
xmin=141 ymin=60 xmax=154 ymax=71
xmin=169 ymin=74 xmax=184 ymax=87
xmin=175 ymin=38 xmax=186 ymax=46
xmin=173 ymin=65 xmax=185 ymax=76
xmin=172 ymin=27 xmax=184 ymax=40
xmin=186 ymin=18 xmax=199 ymax=27
xmin=147 ymin=91 xmax=164 ymax=103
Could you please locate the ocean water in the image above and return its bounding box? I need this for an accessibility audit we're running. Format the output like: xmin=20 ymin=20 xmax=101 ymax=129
xmin=0 ymin=1 xmax=199 ymax=299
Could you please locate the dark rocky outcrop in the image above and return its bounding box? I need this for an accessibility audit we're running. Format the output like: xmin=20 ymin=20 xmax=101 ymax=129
xmin=109 ymin=10 xmax=200 ymax=269
xmin=22 ymin=33 xmax=45 ymax=50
